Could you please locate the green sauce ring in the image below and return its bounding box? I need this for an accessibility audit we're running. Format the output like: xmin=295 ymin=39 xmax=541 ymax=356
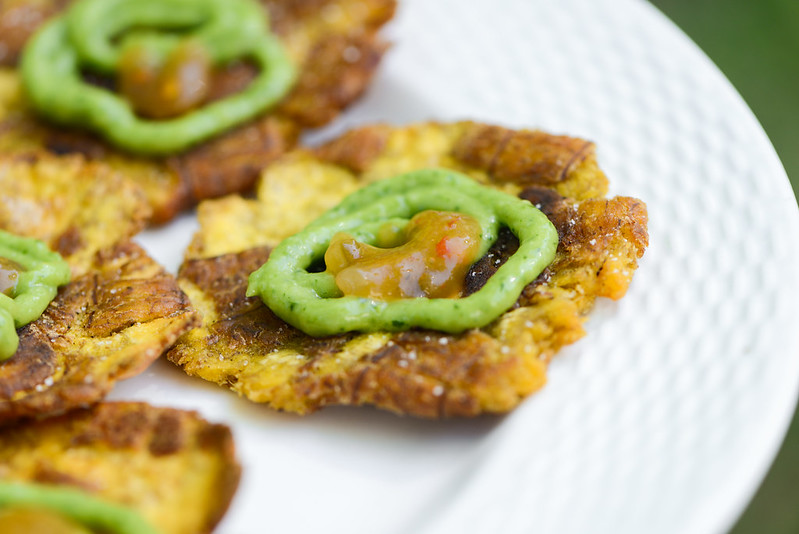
xmin=0 ymin=481 xmax=160 ymax=534
xmin=247 ymin=169 xmax=559 ymax=336
xmin=0 ymin=231 xmax=71 ymax=361
xmin=19 ymin=0 xmax=296 ymax=156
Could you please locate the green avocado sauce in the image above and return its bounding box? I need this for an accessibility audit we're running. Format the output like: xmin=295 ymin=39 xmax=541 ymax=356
xmin=19 ymin=0 xmax=295 ymax=155
xmin=247 ymin=168 xmax=559 ymax=336
xmin=0 ymin=230 xmax=71 ymax=361
xmin=0 ymin=482 xmax=160 ymax=534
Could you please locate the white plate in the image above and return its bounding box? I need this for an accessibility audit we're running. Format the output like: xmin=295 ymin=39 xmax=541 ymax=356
xmin=115 ymin=1 xmax=799 ymax=533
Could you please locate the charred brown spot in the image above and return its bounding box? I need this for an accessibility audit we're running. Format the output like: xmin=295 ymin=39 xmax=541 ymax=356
xmin=0 ymin=326 xmax=58 ymax=399
xmin=263 ymin=0 xmax=396 ymax=38
xmin=72 ymin=408 xmax=149 ymax=449
xmin=314 ymin=125 xmax=391 ymax=172
xmin=207 ymin=61 xmax=259 ymax=103
xmin=393 ymin=331 xmax=489 ymax=385
xmin=300 ymin=334 xmax=356 ymax=360
xmin=328 ymin=330 xmax=497 ymax=417
xmin=53 ymin=225 xmax=85 ymax=257
xmin=83 ymin=244 xmax=192 ymax=337
xmin=148 ymin=411 xmax=186 ymax=456
xmin=278 ymin=33 xmax=390 ymax=127
xmin=519 ymin=186 xmax=567 ymax=216
xmin=262 ymin=0 xmax=335 ymax=35
xmin=167 ymin=117 xmax=298 ymax=207
xmin=197 ymin=421 xmax=232 ymax=448
xmin=557 ymin=197 xmax=648 ymax=256
xmin=464 ymin=228 xmax=520 ymax=296
xmin=452 ymin=123 xmax=512 ymax=175
xmin=519 ymin=185 xmax=575 ymax=242
xmin=454 ymin=124 xmax=596 ymax=186
xmin=32 ymin=464 xmax=99 ymax=492
xmin=45 ymin=130 xmax=107 ymax=159
xmin=86 ymin=275 xmax=191 ymax=337
xmin=211 ymin=306 xmax=299 ymax=353
xmin=180 ymin=246 xmax=271 ymax=316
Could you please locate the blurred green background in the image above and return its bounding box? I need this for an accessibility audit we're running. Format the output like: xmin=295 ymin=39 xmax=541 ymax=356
xmin=649 ymin=1 xmax=799 ymax=532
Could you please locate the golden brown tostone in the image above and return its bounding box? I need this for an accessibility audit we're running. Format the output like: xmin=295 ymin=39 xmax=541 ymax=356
xmin=0 ymin=0 xmax=396 ymax=223
xmin=0 ymin=402 xmax=241 ymax=534
xmin=0 ymin=241 xmax=199 ymax=425
xmin=167 ymin=121 xmax=648 ymax=418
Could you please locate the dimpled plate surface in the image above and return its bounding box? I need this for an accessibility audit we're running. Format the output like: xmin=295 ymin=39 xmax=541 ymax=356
xmin=117 ymin=1 xmax=799 ymax=533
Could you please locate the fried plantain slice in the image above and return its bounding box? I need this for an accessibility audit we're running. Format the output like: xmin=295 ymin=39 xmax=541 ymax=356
xmin=167 ymin=121 xmax=648 ymax=418
xmin=0 ymin=0 xmax=396 ymax=224
xmin=0 ymin=401 xmax=240 ymax=534
xmin=0 ymin=241 xmax=199 ymax=424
